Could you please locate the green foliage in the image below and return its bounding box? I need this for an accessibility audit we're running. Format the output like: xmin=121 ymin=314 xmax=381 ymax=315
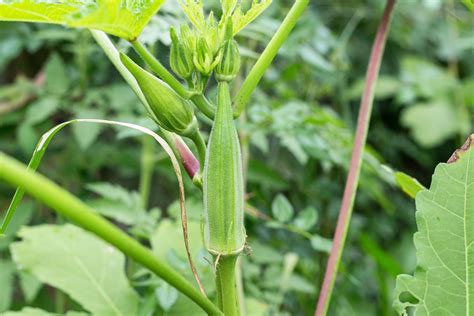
xmin=0 ymin=0 xmax=165 ymax=40
xmin=394 ymin=137 xmax=474 ymax=315
xmin=11 ymin=224 xmax=140 ymax=315
xmin=271 ymin=194 xmax=294 ymax=223
xmin=394 ymin=172 xmax=426 ymax=199
xmin=0 ymin=0 xmax=473 ymax=315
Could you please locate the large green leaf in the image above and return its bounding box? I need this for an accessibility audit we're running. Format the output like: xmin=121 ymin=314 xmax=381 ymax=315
xmin=10 ymin=224 xmax=140 ymax=315
xmin=394 ymin=135 xmax=474 ymax=315
xmin=0 ymin=0 xmax=165 ymax=40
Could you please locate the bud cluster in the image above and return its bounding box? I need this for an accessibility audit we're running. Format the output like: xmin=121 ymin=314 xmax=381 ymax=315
xmin=169 ymin=17 xmax=241 ymax=88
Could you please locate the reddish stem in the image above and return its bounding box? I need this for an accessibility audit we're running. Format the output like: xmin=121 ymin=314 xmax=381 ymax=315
xmin=314 ymin=1 xmax=396 ymax=315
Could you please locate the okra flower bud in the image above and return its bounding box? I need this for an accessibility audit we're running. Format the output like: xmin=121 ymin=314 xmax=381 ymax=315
xmin=120 ymin=53 xmax=196 ymax=136
xmin=203 ymin=81 xmax=246 ymax=255
xmin=170 ymin=27 xmax=194 ymax=79
xmin=193 ymin=37 xmax=222 ymax=76
xmin=215 ymin=39 xmax=241 ymax=82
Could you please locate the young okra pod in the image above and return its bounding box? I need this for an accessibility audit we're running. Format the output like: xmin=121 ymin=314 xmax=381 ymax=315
xmin=120 ymin=53 xmax=197 ymax=137
xmin=203 ymin=81 xmax=245 ymax=256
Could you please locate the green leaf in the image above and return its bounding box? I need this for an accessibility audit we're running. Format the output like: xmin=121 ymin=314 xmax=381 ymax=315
xmin=86 ymin=182 xmax=146 ymax=224
xmin=44 ymin=53 xmax=69 ymax=95
xmin=0 ymin=0 xmax=166 ymax=40
xmin=271 ymin=194 xmax=294 ymax=223
xmin=19 ymin=272 xmax=42 ymax=303
xmin=0 ymin=261 xmax=15 ymax=312
xmin=71 ymin=109 xmax=105 ymax=150
xmin=151 ymin=219 xmax=203 ymax=260
xmin=156 ymin=282 xmax=179 ymax=311
xmin=394 ymin=171 xmax=426 ymax=199
xmin=16 ymin=123 xmax=37 ymax=154
xmin=394 ymin=135 xmax=474 ymax=315
xmin=10 ymin=224 xmax=140 ymax=315
xmin=310 ymin=235 xmax=332 ymax=253
xmin=401 ymin=102 xmax=461 ymax=147
xmin=24 ymin=97 xmax=60 ymax=125
xmin=462 ymin=0 xmax=474 ymax=11
xmin=293 ymin=206 xmax=318 ymax=230
xmin=231 ymin=0 xmax=272 ymax=35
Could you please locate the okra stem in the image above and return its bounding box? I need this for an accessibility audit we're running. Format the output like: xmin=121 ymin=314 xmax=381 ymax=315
xmin=0 ymin=152 xmax=223 ymax=316
xmin=215 ymin=255 xmax=240 ymax=316
xmin=131 ymin=40 xmax=192 ymax=99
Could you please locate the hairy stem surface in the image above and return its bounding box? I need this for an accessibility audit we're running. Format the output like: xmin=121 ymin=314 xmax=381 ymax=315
xmin=215 ymin=255 xmax=240 ymax=316
xmin=314 ymin=1 xmax=397 ymax=315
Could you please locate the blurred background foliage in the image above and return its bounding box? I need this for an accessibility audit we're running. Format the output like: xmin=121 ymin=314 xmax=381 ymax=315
xmin=0 ymin=0 xmax=473 ymax=315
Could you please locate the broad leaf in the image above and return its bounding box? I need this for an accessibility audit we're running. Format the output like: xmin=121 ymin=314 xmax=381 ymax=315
xmin=0 ymin=0 xmax=166 ymax=40
xmin=10 ymin=224 xmax=140 ymax=315
xmin=394 ymin=135 xmax=474 ymax=315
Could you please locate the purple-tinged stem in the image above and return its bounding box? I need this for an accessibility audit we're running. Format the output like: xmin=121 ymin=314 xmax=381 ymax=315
xmin=314 ymin=1 xmax=397 ymax=315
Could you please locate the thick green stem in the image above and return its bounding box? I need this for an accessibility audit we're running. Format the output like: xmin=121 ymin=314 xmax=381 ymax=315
xmin=191 ymin=93 xmax=215 ymax=120
xmin=233 ymin=0 xmax=309 ymax=118
xmin=215 ymin=255 xmax=240 ymax=316
xmin=0 ymin=152 xmax=222 ymax=316
xmin=187 ymin=127 xmax=207 ymax=172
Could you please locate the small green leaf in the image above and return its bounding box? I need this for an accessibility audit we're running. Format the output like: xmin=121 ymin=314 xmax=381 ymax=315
xmin=156 ymin=282 xmax=179 ymax=311
xmin=394 ymin=135 xmax=474 ymax=315
xmin=271 ymin=194 xmax=294 ymax=223
xmin=16 ymin=123 xmax=37 ymax=154
xmin=11 ymin=224 xmax=140 ymax=315
xmin=394 ymin=171 xmax=426 ymax=199
xmin=24 ymin=97 xmax=60 ymax=125
xmin=310 ymin=235 xmax=332 ymax=253
xmin=44 ymin=54 xmax=69 ymax=95
xmin=71 ymin=109 xmax=104 ymax=150
xmin=293 ymin=206 xmax=318 ymax=230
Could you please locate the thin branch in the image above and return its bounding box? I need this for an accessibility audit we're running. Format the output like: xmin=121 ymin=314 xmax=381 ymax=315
xmin=314 ymin=1 xmax=397 ymax=315
xmin=233 ymin=0 xmax=309 ymax=118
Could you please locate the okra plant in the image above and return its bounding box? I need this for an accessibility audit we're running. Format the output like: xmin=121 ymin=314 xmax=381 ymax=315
xmin=0 ymin=0 xmax=473 ymax=315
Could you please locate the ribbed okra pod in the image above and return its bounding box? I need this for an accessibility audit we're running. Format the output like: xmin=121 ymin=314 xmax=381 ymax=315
xmin=203 ymin=80 xmax=245 ymax=256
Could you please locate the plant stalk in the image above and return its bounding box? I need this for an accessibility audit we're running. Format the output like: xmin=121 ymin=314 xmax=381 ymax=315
xmin=215 ymin=255 xmax=240 ymax=316
xmin=187 ymin=125 xmax=207 ymax=172
xmin=131 ymin=40 xmax=192 ymax=99
xmin=233 ymin=0 xmax=309 ymax=118
xmin=0 ymin=152 xmax=222 ymax=316
xmin=314 ymin=1 xmax=396 ymax=315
